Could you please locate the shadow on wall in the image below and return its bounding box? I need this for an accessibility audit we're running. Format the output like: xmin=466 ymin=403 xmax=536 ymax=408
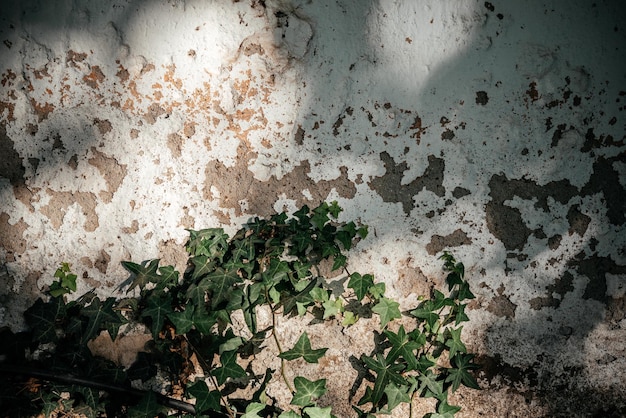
xmin=276 ymin=0 xmax=626 ymax=416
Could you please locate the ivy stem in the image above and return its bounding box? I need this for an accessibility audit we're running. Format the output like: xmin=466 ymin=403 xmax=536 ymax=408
xmin=264 ymin=286 xmax=294 ymax=394
xmin=184 ymin=336 xmax=236 ymax=418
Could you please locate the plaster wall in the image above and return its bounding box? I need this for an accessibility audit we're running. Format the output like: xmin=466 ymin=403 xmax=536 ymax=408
xmin=0 ymin=0 xmax=625 ymax=416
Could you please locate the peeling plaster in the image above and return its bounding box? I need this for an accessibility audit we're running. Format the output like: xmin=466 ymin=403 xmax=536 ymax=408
xmin=1 ymin=0 xmax=625 ymax=415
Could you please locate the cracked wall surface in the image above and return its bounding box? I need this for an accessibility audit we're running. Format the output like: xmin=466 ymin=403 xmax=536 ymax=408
xmin=0 ymin=0 xmax=625 ymax=416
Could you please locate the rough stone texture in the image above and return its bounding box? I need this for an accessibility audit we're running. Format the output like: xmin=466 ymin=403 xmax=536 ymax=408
xmin=0 ymin=0 xmax=625 ymax=416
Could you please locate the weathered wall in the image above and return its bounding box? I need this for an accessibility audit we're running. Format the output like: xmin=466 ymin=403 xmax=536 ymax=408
xmin=1 ymin=0 xmax=625 ymax=416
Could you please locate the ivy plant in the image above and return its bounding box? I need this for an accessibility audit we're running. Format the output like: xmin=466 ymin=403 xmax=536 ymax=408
xmin=0 ymin=202 xmax=479 ymax=417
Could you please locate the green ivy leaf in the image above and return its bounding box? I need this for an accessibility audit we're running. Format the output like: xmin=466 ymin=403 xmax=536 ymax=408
xmin=141 ymin=293 xmax=173 ymax=338
xmin=341 ymin=311 xmax=358 ymax=326
xmin=127 ymin=392 xmax=164 ymax=418
xmin=418 ymin=369 xmax=444 ymax=400
xmin=348 ymin=273 xmax=374 ymax=301
xmin=187 ymin=380 xmax=221 ymax=414
xmin=384 ymin=325 xmax=422 ymax=371
xmin=368 ymin=282 xmax=386 ymax=300
xmin=278 ymin=412 xmax=300 ymax=418
xmin=446 ymin=353 xmax=480 ymax=392
xmin=331 ymin=253 xmax=347 ymax=271
xmin=372 ymin=297 xmax=401 ymax=328
xmin=360 ymin=353 xmax=406 ymax=406
xmin=81 ymin=297 xmax=120 ymax=344
xmin=383 ymin=382 xmax=411 ymax=411
xmin=445 ymin=326 xmax=467 ymax=359
xmin=279 ymin=332 xmax=328 ymax=363
xmin=127 ymin=352 xmax=157 ymax=381
xmin=204 ymin=268 xmax=242 ymax=309
xmin=304 ymin=405 xmax=335 ymax=418
xmin=291 ymin=377 xmax=327 ymax=407
xmin=190 ymin=255 xmax=216 ymax=281
xmin=241 ymin=402 xmax=266 ymax=418
xmin=121 ymin=259 xmax=160 ymax=293
xmin=322 ymin=297 xmax=344 ymax=319
xmin=25 ymin=297 xmax=66 ymax=344
xmin=167 ymin=305 xmax=195 ymax=335
xmin=186 ymin=228 xmax=229 ymax=260
xmin=214 ymin=350 xmax=246 ymax=385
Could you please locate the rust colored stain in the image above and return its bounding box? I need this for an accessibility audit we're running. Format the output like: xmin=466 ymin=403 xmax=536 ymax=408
xmin=29 ymin=98 xmax=55 ymax=122
xmin=83 ymin=65 xmax=105 ymax=89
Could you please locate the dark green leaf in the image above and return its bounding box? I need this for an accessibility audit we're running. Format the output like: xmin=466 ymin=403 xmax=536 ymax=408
xmin=445 ymin=326 xmax=466 ymax=359
xmin=348 ymin=273 xmax=374 ymax=301
xmin=446 ymin=353 xmax=480 ymax=392
xmin=127 ymin=352 xmax=157 ymax=382
xmin=187 ymin=380 xmax=221 ymax=413
xmin=121 ymin=259 xmax=160 ymax=293
xmin=214 ymin=350 xmax=246 ymax=385
xmin=25 ymin=297 xmax=65 ymax=344
xmin=205 ymin=268 xmax=242 ymax=309
xmin=384 ymin=325 xmax=422 ymax=371
xmin=81 ymin=297 xmax=119 ymax=344
xmin=128 ymin=391 xmax=164 ymax=418
xmin=278 ymin=332 xmax=327 ymax=363
xmin=141 ymin=293 xmax=173 ymax=338
xmin=360 ymin=353 xmax=406 ymax=406
xmin=168 ymin=305 xmax=195 ymax=335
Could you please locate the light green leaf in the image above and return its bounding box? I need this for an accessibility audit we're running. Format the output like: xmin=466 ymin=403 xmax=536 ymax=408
xmin=279 ymin=332 xmax=328 ymax=363
xmin=303 ymin=406 xmax=335 ymax=418
xmin=372 ymin=297 xmax=401 ymax=328
xmin=291 ymin=377 xmax=327 ymax=407
xmin=322 ymin=297 xmax=344 ymax=319
xmin=278 ymin=411 xmax=301 ymax=418
xmin=342 ymin=311 xmax=358 ymax=326
xmin=383 ymin=382 xmax=411 ymax=411
xmin=241 ymin=402 xmax=266 ymax=418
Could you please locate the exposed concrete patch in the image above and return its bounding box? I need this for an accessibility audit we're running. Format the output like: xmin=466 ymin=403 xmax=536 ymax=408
xmin=368 ymin=152 xmax=445 ymax=215
xmin=486 ymin=293 xmax=517 ymax=319
xmin=529 ymin=271 xmax=575 ymax=310
xmin=0 ymin=213 xmax=28 ymax=259
xmin=485 ymin=174 xmax=578 ymax=251
xmin=571 ymin=251 xmax=626 ymax=304
xmin=0 ymin=125 xmax=25 ymax=186
xmin=204 ymin=146 xmax=356 ymax=217
xmin=39 ymin=190 xmax=99 ymax=231
xmin=426 ymin=229 xmax=472 ymax=256
xmin=87 ymin=148 xmax=127 ymax=203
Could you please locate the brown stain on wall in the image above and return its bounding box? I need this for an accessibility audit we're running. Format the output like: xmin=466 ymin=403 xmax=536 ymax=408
xmin=368 ymin=152 xmax=445 ymax=215
xmin=40 ymin=190 xmax=99 ymax=231
xmin=203 ymin=146 xmax=356 ymax=218
xmin=426 ymin=229 xmax=472 ymax=256
xmin=0 ymin=213 xmax=28 ymax=260
xmin=87 ymin=148 xmax=127 ymax=203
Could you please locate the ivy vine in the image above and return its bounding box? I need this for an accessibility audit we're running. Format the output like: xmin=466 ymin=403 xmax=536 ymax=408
xmin=0 ymin=201 xmax=479 ymax=417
